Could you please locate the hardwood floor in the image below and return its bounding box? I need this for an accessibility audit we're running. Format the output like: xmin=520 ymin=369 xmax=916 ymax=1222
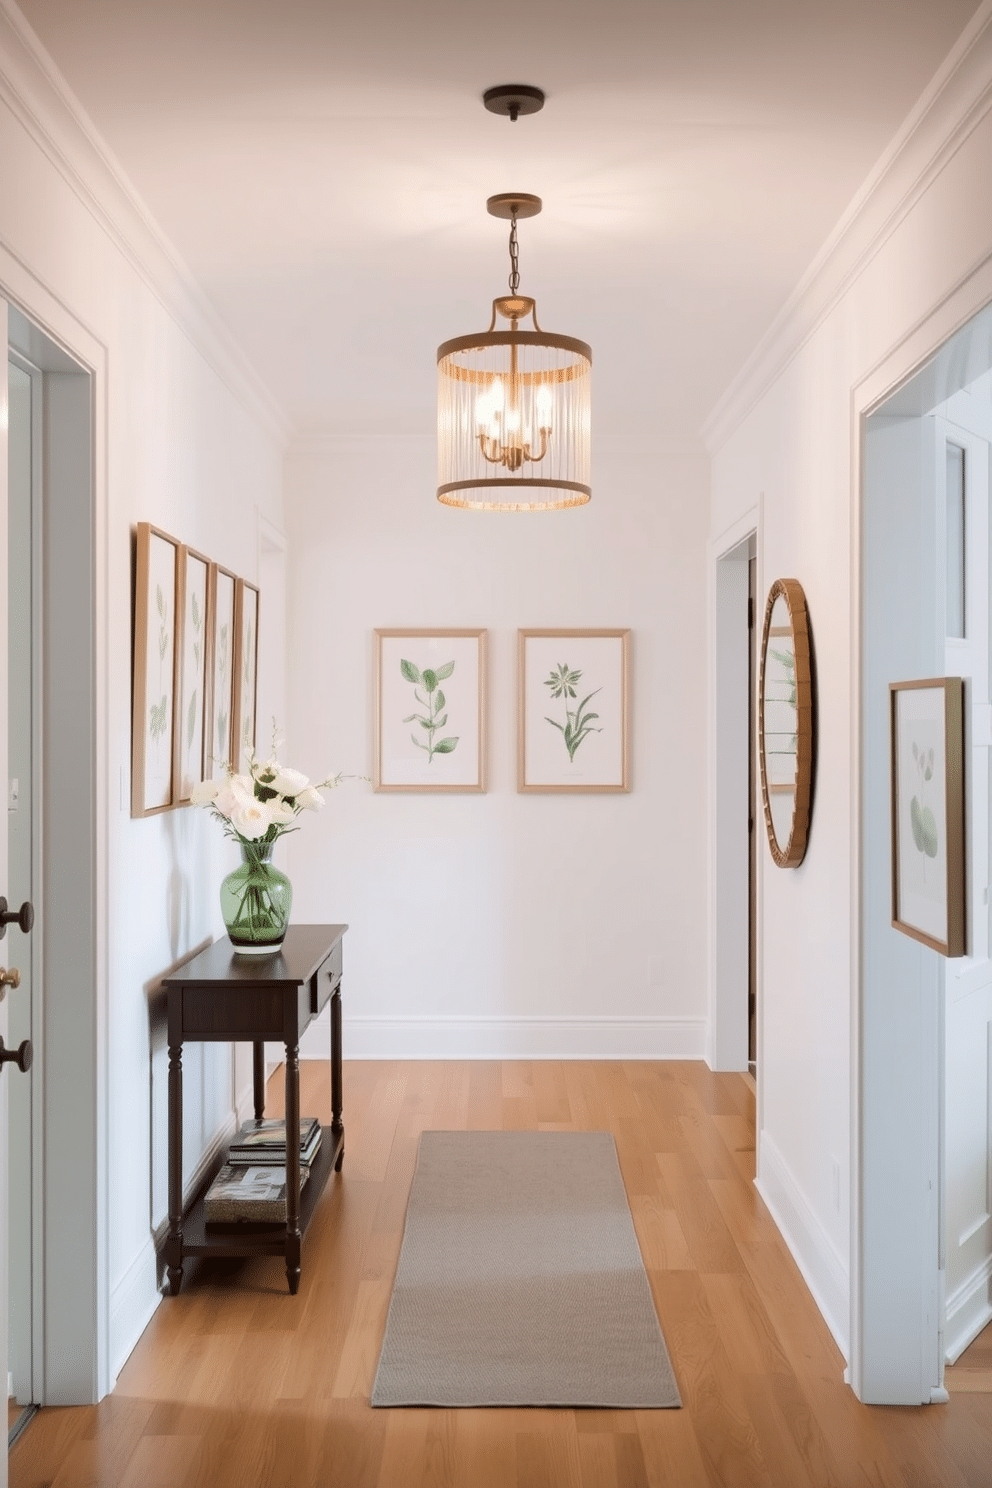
xmin=11 ymin=1060 xmax=992 ymax=1486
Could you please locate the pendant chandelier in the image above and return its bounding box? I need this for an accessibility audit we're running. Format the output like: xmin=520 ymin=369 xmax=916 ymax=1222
xmin=437 ymin=189 xmax=592 ymax=511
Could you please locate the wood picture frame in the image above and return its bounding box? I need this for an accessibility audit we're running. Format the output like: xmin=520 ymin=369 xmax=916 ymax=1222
xmin=518 ymin=628 xmax=631 ymax=793
xmin=173 ymin=544 xmax=210 ymax=803
xmin=206 ymin=563 xmax=237 ymax=779
xmin=374 ymin=628 xmax=487 ymax=792
xmin=890 ymin=676 xmax=966 ymax=957
xmin=231 ymin=578 xmax=260 ymax=774
xmin=131 ymin=522 xmax=179 ymax=816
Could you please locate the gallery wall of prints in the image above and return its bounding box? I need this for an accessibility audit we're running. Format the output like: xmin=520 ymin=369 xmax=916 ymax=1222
xmin=131 ymin=521 xmax=260 ymax=817
xmin=373 ymin=627 xmax=631 ymax=794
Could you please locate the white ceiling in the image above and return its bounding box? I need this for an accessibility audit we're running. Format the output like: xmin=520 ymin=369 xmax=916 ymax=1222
xmin=14 ymin=0 xmax=982 ymax=448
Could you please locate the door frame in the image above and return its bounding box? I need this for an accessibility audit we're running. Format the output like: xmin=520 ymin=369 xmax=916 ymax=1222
xmin=709 ymin=506 xmax=760 ymax=1074
xmin=852 ymin=259 xmax=992 ymax=1403
xmin=4 ymin=269 xmax=109 ymax=1405
xmin=6 ymin=343 xmax=45 ymax=1419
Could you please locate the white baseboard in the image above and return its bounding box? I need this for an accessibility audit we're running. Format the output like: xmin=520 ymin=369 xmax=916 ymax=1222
xmin=756 ymin=1129 xmax=850 ymax=1360
xmin=335 ymin=1015 xmax=708 ymax=1061
xmin=944 ymin=1253 xmax=992 ymax=1363
xmin=109 ymin=1236 xmax=160 ymax=1387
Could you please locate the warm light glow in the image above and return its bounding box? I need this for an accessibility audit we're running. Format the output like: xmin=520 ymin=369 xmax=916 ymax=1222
xmin=536 ymin=382 xmax=553 ymax=433
xmin=437 ymin=301 xmax=591 ymax=509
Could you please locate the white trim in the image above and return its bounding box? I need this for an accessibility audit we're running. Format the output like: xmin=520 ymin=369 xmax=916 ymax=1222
xmin=704 ymin=1 xmax=992 ymax=453
xmin=756 ymin=1128 xmax=850 ymax=1359
xmin=0 ymin=0 xmax=288 ymax=449
xmin=944 ymin=1250 xmax=992 ymax=1363
xmin=108 ymin=1237 xmax=159 ymax=1388
xmin=339 ymin=1016 xmax=708 ymax=1062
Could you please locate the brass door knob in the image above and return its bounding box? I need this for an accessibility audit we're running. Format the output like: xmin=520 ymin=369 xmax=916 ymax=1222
xmin=0 ymin=967 xmax=21 ymax=991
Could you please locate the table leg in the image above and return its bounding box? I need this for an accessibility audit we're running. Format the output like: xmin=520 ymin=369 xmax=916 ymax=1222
xmin=285 ymin=1039 xmax=301 ymax=1295
xmin=331 ymin=985 xmax=344 ymax=1171
xmin=166 ymin=1041 xmax=184 ymax=1295
xmin=252 ymin=1040 xmax=265 ymax=1120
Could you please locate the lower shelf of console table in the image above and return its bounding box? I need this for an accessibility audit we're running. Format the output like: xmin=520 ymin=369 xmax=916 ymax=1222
xmin=176 ymin=1122 xmax=344 ymax=1258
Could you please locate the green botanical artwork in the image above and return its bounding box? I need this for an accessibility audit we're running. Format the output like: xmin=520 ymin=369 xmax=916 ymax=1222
xmin=242 ymin=615 xmax=254 ymax=751
xmin=910 ymin=741 xmax=939 ymax=861
xmin=544 ymin=662 xmax=601 ymax=762
xmin=401 ymin=658 xmax=458 ymax=763
xmin=148 ymin=582 xmax=170 ymax=754
xmin=186 ymin=589 xmax=203 ymax=759
xmin=216 ymin=621 xmax=229 ymax=756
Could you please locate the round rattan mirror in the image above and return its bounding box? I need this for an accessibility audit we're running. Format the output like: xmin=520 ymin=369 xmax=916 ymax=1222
xmin=758 ymin=578 xmax=814 ymax=868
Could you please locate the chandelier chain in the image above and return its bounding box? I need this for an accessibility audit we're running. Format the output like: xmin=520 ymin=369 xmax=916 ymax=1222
xmin=508 ymin=210 xmax=520 ymax=295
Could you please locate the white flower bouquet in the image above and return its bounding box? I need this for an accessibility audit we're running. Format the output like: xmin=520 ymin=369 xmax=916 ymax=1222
xmin=191 ymin=738 xmax=347 ymax=951
xmin=191 ymin=750 xmax=342 ymax=847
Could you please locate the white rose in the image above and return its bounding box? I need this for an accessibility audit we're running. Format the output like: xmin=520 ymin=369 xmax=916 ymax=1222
xmin=213 ymin=784 xmax=237 ymax=818
xmin=271 ymin=766 xmax=309 ymax=798
xmin=296 ymin=786 xmax=325 ymax=812
xmin=230 ymin=799 xmax=274 ymax=841
xmin=190 ymin=778 xmax=218 ymax=806
xmin=269 ymin=798 xmax=297 ymax=827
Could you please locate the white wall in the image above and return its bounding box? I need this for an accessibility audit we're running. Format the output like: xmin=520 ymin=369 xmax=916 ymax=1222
xmin=284 ymin=437 xmax=710 ymax=1059
xmin=0 ymin=5 xmax=286 ymax=1392
xmin=706 ymin=4 xmax=992 ymax=1397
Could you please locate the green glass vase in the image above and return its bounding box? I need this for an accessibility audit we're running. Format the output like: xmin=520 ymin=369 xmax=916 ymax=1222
xmin=220 ymin=839 xmax=292 ymax=954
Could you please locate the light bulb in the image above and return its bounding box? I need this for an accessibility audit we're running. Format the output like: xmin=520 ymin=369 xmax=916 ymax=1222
xmin=536 ymin=383 xmax=553 ymax=432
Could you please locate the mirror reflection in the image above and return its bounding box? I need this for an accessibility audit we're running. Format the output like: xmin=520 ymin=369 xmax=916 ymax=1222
xmin=763 ymin=592 xmax=798 ymax=848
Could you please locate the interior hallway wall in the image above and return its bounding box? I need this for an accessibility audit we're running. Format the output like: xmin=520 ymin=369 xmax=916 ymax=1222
xmin=0 ymin=7 xmax=287 ymax=1391
xmin=706 ymin=5 xmax=992 ymax=1390
xmin=285 ymin=438 xmax=710 ymax=1058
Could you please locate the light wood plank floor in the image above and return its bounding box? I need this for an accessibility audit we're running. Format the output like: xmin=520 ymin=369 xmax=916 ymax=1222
xmin=12 ymin=1060 xmax=992 ymax=1487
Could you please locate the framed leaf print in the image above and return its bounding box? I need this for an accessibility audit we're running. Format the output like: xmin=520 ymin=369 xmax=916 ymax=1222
xmin=518 ymin=629 xmax=631 ymax=792
xmin=890 ymin=677 xmax=965 ymax=956
xmin=173 ymin=545 xmax=210 ymax=803
xmin=231 ymin=578 xmax=259 ymax=773
xmin=131 ymin=523 xmax=179 ymax=816
xmin=206 ymin=564 xmax=236 ymax=779
xmin=374 ymin=629 xmax=487 ymax=792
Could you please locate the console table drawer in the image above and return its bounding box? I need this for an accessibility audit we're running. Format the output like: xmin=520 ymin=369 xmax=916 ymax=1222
xmin=182 ymin=985 xmax=286 ymax=1038
xmin=311 ymin=939 xmax=343 ymax=1015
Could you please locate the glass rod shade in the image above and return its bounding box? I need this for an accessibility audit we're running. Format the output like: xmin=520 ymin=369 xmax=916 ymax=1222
xmin=437 ymin=299 xmax=591 ymax=511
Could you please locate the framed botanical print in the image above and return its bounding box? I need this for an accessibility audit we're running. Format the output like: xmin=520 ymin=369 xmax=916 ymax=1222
xmin=173 ymin=545 xmax=210 ymax=803
xmin=131 ymin=523 xmax=179 ymax=816
xmin=890 ymin=677 xmax=966 ymax=956
xmin=231 ymin=578 xmax=259 ymax=774
xmin=518 ymin=629 xmax=631 ymax=792
xmin=374 ymin=629 xmax=487 ymax=792
xmin=206 ymin=563 xmax=237 ymax=779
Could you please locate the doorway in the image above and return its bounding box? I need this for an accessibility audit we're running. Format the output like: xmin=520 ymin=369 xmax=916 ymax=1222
xmin=5 ymin=300 xmax=103 ymax=1419
xmin=711 ymin=523 xmax=758 ymax=1073
xmin=860 ymin=296 xmax=992 ymax=1401
xmin=6 ymin=349 xmax=40 ymax=1445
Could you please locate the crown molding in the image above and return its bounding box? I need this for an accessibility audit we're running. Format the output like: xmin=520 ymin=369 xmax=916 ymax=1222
xmin=0 ymin=0 xmax=290 ymax=448
xmin=702 ymin=0 xmax=992 ymax=455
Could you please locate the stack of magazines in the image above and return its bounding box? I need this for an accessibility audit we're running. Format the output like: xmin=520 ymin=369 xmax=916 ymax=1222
xmin=204 ymin=1117 xmax=322 ymax=1223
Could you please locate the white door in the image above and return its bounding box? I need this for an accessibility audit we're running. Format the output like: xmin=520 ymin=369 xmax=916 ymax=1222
xmin=937 ymin=380 xmax=992 ymax=1362
xmin=0 ymin=303 xmax=12 ymax=1488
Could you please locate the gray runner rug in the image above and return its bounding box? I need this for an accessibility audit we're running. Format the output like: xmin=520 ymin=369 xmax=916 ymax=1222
xmin=371 ymin=1130 xmax=681 ymax=1408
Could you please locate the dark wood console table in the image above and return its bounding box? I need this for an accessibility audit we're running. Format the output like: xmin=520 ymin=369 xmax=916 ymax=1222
xmin=160 ymin=923 xmax=347 ymax=1296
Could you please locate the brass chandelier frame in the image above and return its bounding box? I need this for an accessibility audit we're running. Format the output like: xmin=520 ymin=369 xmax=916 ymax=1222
xmin=436 ymin=192 xmax=592 ymax=511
